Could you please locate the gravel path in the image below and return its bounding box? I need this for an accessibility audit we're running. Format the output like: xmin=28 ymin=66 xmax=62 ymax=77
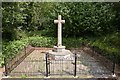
xmin=0 ymin=72 xmax=2 ymax=80
xmin=0 ymin=68 xmax=4 ymax=80
xmin=9 ymin=48 xmax=113 ymax=78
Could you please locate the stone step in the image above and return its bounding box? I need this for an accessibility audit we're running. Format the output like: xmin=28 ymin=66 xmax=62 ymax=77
xmin=1 ymin=78 xmax=117 ymax=80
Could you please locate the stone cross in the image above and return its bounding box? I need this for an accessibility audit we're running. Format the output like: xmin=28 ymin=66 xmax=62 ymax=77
xmin=54 ymin=15 xmax=65 ymax=47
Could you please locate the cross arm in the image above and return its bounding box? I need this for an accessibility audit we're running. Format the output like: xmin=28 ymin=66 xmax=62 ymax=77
xmin=54 ymin=20 xmax=58 ymax=23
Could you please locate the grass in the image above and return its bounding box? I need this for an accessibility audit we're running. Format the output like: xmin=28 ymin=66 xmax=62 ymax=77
xmin=21 ymin=74 xmax=27 ymax=78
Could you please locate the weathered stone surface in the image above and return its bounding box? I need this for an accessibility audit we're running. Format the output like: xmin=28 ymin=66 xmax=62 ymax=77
xmin=53 ymin=46 xmax=65 ymax=52
xmin=54 ymin=15 xmax=65 ymax=47
xmin=47 ymin=49 xmax=74 ymax=60
xmin=2 ymin=78 xmax=117 ymax=80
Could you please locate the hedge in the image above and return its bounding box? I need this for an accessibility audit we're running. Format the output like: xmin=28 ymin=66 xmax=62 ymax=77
xmin=2 ymin=36 xmax=120 ymax=67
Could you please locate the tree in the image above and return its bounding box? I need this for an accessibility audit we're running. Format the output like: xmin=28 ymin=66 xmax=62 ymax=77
xmin=2 ymin=2 xmax=118 ymax=39
xmin=46 ymin=3 xmax=116 ymax=37
xmin=2 ymin=2 xmax=27 ymax=40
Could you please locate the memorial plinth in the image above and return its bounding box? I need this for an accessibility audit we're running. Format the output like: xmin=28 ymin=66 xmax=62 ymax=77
xmin=53 ymin=46 xmax=65 ymax=52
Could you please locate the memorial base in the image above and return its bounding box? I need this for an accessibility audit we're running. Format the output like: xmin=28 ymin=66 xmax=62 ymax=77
xmin=53 ymin=46 xmax=65 ymax=52
xmin=47 ymin=46 xmax=74 ymax=60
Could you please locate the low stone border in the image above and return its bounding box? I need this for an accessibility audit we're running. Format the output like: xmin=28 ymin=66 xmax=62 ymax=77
xmin=1 ymin=78 xmax=117 ymax=80
xmin=34 ymin=47 xmax=52 ymax=50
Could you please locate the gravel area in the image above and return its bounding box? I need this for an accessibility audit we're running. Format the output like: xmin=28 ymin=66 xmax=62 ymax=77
xmin=9 ymin=48 xmax=113 ymax=78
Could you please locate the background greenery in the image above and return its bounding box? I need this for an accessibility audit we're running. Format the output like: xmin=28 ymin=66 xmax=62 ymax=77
xmin=1 ymin=2 xmax=120 ymax=67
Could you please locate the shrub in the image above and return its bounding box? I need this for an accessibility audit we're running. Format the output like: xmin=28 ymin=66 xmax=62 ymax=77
xmin=2 ymin=38 xmax=29 ymax=60
xmin=90 ymin=37 xmax=120 ymax=64
xmin=28 ymin=36 xmax=56 ymax=47
xmin=63 ymin=37 xmax=85 ymax=48
xmin=2 ymin=35 xmax=120 ymax=67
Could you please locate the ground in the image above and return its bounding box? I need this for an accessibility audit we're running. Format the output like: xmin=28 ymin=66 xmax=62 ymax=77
xmin=0 ymin=68 xmax=4 ymax=80
xmin=8 ymin=47 xmax=113 ymax=78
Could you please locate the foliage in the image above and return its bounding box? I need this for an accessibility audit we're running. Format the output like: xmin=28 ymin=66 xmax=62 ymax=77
xmin=2 ymin=2 xmax=27 ymax=29
xmin=46 ymin=3 xmax=116 ymax=37
xmin=91 ymin=42 xmax=120 ymax=64
xmin=2 ymin=2 xmax=120 ymax=66
xmin=88 ymin=32 xmax=120 ymax=64
xmin=2 ymin=36 xmax=85 ymax=63
xmin=2 ymin=39 xmax=29 ymax=60
xmin=112 ymin=2 xmax=120 ymax=30
xmin=104 ymin=32 xmax=120 ymax=48
xmin=2 ymin=2 xmax=28 ymax=40
xmin=63 ymin=37 xmax=86 ymax=48
xmin=2 ymin=2 xmax=119 ymax=40
xmin=29 ymin=36 xmax=56 ymax=47
xmin=2 ymin=36 xmax=56 ymax=66
xmin=29 ymin=36 xmax=87 ymax=48
xmin=2 ymin=2 xmax=55 ymax=40
xmin=2 ymin=34 xmax=120 ymax=66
